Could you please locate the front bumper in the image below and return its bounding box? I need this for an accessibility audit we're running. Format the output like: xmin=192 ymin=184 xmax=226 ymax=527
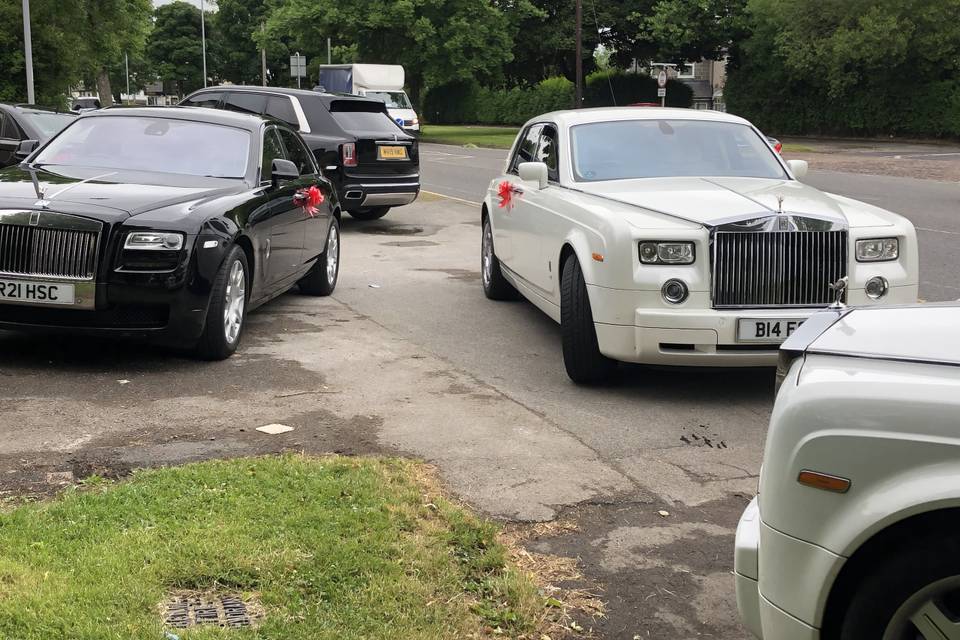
xmin=735 ymin=497 xmax=845 ymax=640
xmin=589 ymin=284 xmax=917 ymax=366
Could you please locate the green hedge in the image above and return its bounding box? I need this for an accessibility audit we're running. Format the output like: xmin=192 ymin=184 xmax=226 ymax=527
xmin=727 ymin=70 xmax=960 ymax=138
xmin=423 ymin=71 xmax=693 ymax=125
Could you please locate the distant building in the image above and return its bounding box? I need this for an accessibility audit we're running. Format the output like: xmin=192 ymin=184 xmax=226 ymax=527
xmin=649 ymin=59 xmax=728 ymax=111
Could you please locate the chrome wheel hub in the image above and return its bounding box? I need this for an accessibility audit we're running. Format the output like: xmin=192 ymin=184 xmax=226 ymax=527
xmin=482 ymin=222 xmax=493 ymax=286
xmin=326 ymin=224 xmax=339 ymax=284
xmin=884 ymin=576 xmax=960 ymax=640
xmin=223 ymin=260 xmax=245 ymax=345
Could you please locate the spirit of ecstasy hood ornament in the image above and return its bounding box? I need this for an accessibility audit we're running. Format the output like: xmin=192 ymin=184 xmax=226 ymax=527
xmin=776 ymin=195 xmax=785 ymax=214
xmin=829 ymin=277 xmax=848 ymax=309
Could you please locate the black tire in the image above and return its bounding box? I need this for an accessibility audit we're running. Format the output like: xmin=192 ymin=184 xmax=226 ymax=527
xmin=560 ymin=255 xmax=616 ymax=384
xmin=348 ymin=206 xmax=390 ymax=221
xmin=196 ymin=245 xmax=249 ymax=361
xmin=836 ymin=533 xmax=960 ymax=640
xmin=299 ymin=217 xmax=340 ymax=296
xmin=481 ymin=215 xmax=518 ymax=301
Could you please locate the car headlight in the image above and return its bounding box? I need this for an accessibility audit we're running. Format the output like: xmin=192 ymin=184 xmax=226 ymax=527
xmin=639 ymin=241 xmax=695 ymax=265
xmin=855 ymin=237 xmax=898 ymax=262
xmin=124 ymin=231 xmax=185 ymax=251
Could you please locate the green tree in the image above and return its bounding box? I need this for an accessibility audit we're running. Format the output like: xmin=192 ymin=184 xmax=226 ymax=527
xmin=81 ymin=0 xmax=154 ymax=106
xmin=147 ymin=1 xmax=213 ymax=97
xmin=260 ymin=0 xmax=537 ymax=102
xmin=213 ymin=0 xmax=289 ymax=85
xmin=637 ymin=0 xmax=748 ymax=65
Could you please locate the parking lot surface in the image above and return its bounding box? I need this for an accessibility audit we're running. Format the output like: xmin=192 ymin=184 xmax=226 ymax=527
xmin=2 ymin=152 xmax=957 ymax=637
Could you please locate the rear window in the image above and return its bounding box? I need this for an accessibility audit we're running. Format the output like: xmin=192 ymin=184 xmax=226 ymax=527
xmin=265 ymin=96 xmax=298 ymax=128
xmin=328 ymin=100 xmax=399 ymax=134
xmin=224 ymin=92 xmax=267 ymax=116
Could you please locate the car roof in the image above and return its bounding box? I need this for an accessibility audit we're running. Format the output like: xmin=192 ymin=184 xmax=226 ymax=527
xmin=0 ymin=103 xmax=73 ymax=115
xmin=527 ymin=106 xmax=753 ymax=129
xmin=83 ymin=106 xmax=268 ymax=132
xmin=188 ymin=85 xmax=385 ymax=107
xmin=805 ymin=304 xmax=960 ymax=367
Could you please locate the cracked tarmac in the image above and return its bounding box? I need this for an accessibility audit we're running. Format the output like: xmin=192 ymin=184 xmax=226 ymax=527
xmin=1 ymin=195 xmax=765 ymax=638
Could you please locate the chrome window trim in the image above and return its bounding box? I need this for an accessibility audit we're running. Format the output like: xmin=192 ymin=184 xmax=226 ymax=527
xmin=290 ymin=96 xmax=311 ymax=134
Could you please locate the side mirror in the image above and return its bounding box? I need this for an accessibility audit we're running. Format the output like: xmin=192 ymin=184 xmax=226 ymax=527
xmin=787 ymin=159 xmax=808 ymax=179
xmin=518 ymin=161 xmax=549 ymax=190
xmin=15 ymin=139 xmax=38 ymax=160
xmin=271 ymin=158 xmax=299 ymax=186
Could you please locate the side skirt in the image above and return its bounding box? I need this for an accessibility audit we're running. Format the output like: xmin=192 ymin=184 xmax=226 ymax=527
xmin=501 ymin=264 xmax=560 ymax=323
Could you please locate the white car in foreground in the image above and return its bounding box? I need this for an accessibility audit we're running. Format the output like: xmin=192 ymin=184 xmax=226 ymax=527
xmin=735 ymin=304 xmax=960 ymax=640
xmin=480 ymin=108 xmax=919 ymax=383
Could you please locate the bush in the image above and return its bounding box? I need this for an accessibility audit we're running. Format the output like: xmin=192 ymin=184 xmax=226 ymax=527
xmin=584 ymin=70 xmax=693 ymax=108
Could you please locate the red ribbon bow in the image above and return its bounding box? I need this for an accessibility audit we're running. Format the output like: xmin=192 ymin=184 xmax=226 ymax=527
xmin=293 ymin=185 xmax=324 ymax=217
xmin=498 ymin=180 xmax=521 ymax=210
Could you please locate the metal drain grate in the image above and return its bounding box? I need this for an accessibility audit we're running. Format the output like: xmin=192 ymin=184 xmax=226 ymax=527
xmin=163 ymin=593 xmax=259 ymax=629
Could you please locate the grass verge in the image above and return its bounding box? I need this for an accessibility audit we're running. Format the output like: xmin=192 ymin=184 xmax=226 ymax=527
xmin=420 ymin=125 xmax=520 ymax=149
xmin=0 ymin=455 xmax=549 ymax=639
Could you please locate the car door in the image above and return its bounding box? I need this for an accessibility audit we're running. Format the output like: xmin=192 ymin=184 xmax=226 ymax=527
xmin=495 ymin=124 xmax=541 ymax=274
xmin=524 ymin=124 xmax=566 ymax=297
xmin=0 ymin=112 xmax=22 ymax=168
xmin=248 ymin=126 xmax=306 ymax=290
xmin=276 ymin=126 xmax=333 ymax=264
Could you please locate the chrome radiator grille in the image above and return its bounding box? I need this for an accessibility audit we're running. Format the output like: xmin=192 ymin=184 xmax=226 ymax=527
xmin=0 ymin=224 xmax=100 ymax=280
xmin=712 ymin=230 xmax=848 ymax=308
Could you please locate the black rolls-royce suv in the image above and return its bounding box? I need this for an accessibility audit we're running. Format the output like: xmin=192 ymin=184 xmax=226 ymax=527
xmin=180 ymin=86 xmax=419 ymax=221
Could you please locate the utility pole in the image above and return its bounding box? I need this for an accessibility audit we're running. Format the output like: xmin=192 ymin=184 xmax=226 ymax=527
xmin=200 ymin=0 xmax=208 ymax=87
xmin=22 ymin=0 xmax=35 ymax=105
xmin=574 ymin=0 xmax=583 ymax=109
xmin=327 ymin=37 xmax=331 ymax=64
xmin=125 ymin=53 xmax=130 ymax=100
xmin=261 ymin=22 xmax=267 ymax=87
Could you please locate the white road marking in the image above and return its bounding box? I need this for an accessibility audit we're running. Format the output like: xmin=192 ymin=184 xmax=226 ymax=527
xmin=422 ymin=190 xmax=482 ymax=206
xmin=917 ymin=227 xmax=960 ymax=236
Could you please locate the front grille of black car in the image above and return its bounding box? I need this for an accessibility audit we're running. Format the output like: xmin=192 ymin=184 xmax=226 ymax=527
xmin=0 ymin=304 xmax=169 ymax=329
xmin=712 ymin=230 xmax=848 ymax=308
xmin=0 ymin=223 xmax=100 ymax=280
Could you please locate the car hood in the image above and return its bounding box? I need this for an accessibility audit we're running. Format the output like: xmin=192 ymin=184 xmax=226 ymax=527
xmin=807 ymin=305 xmax=960 ymax=366
xmin=0 ymin=166 xmax=246 ymax=221
xmin=575 ymin=177 xmax=897 ymax=228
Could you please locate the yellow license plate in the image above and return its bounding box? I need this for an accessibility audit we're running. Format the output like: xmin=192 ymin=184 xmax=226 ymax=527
xmin=378 ymin=145 xmax=408 ymax=160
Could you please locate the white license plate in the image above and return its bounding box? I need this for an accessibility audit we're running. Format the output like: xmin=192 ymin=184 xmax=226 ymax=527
xmin=737 ymin=318 xmax=805 ymax=343
xmin=0 ymin=279 xmax=76 ymax=305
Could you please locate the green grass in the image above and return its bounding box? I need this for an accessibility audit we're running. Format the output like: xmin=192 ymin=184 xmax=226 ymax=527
xmin=0 ymin=455 xmax=545 ymax=639
xmin=420 ymin=125 xmax=520 ymax=149
xmin=781 ymin=143 xmax=816 ymax=153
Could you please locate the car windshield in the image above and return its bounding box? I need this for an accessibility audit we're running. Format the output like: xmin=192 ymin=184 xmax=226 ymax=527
xmin=570 ymin=119 xmax=788 ymax=181
xmin=20 ymin=111 xmax=75 ymax=138
xmin=33 ymin=116 xmax=250 ymax=179
xmin=364 ymin=91 xmax=412 ymax=109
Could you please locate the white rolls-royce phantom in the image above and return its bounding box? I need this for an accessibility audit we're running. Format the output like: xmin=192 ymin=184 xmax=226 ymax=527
xmin=480 ymin=108 xmax=919 ymax=383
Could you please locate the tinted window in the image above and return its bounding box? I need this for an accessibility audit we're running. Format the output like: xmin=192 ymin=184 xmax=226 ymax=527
xmin=510 ymin=125 xmax=542 ymax=173
xmin=34 ymin=116 xmax=250 ymax=179
xmin=261 ymin=127 xmax=284 ymax=182
xmin=182 ymin=92 xmax=222 ymax=108
xmin=0 ymin=113 xmax=15 ymax=140
xmin=570 ymin=119 xmax=788 ymax=181
xmin=536 ymin=125 xmax=559 ymax=180
xmin=277 ymin=128 xmax=315 ymax=176
xmin=265 ymin=96 xmax=299 ymax=128
xmin=328 ymin=100 xmax=399 ymax=134
xmin=224 ymin=92 xmax=267 ymax=115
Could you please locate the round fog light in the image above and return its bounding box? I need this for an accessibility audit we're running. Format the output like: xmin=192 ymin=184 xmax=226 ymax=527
xmin=865 ymin=276 xmax=889 ymax=300
xmin=661 ymin=279 xmax=689 ymax=304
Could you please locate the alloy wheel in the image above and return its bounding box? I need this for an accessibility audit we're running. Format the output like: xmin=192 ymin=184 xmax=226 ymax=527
xmin=482 ymin=221 xmax=493 ymax=287
xmin=326 ymin=224 xmax=340 ymax=285
xmin=223 ymin=259 xmax=246 ymax=345
xmin=884 ymin=577 xmax=960 ymax=640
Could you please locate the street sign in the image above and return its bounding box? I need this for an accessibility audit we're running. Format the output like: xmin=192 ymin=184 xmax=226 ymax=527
xmin=290 ymin=54 xmax=307 ymax=78
xmin=657 ymin=87 xmax=667 ymax=97
xmin=657 ymin=70 xmax=667 ymax=88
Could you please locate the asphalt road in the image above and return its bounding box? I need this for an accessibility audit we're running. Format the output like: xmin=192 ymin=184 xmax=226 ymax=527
xmin=419 ymin=142 xmax=960 ymax=302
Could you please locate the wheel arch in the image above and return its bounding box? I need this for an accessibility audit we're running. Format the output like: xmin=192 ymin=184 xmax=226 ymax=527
xmin=821 ymin=507 xmax=960 ymax=638
xmin=233 ymin=234 xmax=256 ymax=300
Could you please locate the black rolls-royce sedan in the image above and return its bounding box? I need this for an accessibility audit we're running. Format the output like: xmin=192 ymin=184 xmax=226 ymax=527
xmin=0 ymin=107 xmax=341 ymax=359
